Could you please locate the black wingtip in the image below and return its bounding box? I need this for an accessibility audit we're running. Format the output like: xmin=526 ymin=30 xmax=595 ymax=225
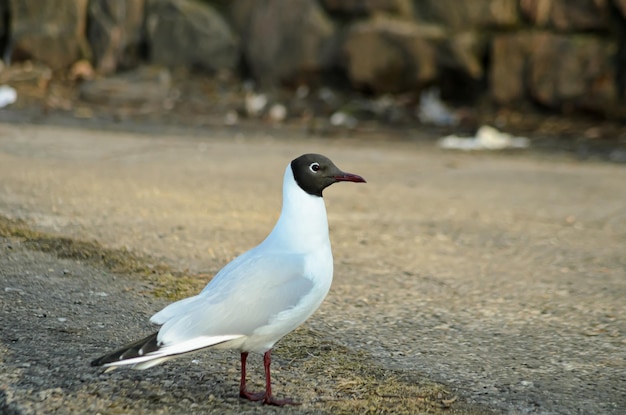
xmin=90 ymin=331 xmax=160 ymax=367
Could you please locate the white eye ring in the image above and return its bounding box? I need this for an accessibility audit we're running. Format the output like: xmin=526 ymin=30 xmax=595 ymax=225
xmin=309 ymin=162 xmax=320 ymax=173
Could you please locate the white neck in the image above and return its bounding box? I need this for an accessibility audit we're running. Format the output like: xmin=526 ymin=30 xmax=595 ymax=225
xmin=261 ymin=165 xmax=330 ymax=252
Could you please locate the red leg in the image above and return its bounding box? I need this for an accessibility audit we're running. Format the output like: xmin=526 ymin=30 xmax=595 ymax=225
xmin=238 ymin=350 xmax=299 ymax=406
xmin=261 ymin=350 xmax=299 ymax=406
xmin=239 ymin=352 xmax=264 ymax=401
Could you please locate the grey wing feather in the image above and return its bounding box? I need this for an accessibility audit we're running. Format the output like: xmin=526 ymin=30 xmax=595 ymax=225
xmin=153 ymin=248 xmax=313 ymax=346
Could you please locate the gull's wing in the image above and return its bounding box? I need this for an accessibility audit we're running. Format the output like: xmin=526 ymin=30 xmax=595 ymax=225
xmin=151 ymin=248 xmax=314 ymax=347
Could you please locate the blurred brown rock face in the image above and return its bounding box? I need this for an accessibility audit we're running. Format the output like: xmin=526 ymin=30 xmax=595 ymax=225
xmin=491 ymin=32 xmax=617 ymax=113
xmin=145 ymin=0 xmax=239 ymax=74
xmin=1 ymin=0 xmax=625 ymax=116
xmin=231 ymin=0 xmax=336 ymax=87
xmin=9 ymin=0 xmax=89 ymax=70
xmin=88 ymin=0 xmax=146 ymax=75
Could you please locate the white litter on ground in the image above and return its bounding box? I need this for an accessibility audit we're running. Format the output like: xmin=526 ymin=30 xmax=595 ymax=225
xmin=0 ymin=85 xmax=17 ymax=107
xmin=245 ymin=92 xmax=267 ymax=117
xmin=439 ymin=125 xmax=530 ymax=150
xmin=330 ymin=111 xmax=358 ymax=129
xmin=418 ymin=87 xmax=458 ymax=126
xmin=268 ymin=103 xmax=287 ymax=123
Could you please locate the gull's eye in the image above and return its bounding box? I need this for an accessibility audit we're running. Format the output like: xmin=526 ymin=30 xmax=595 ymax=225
xmin=309 ymin=162 xmax=320 ymax=173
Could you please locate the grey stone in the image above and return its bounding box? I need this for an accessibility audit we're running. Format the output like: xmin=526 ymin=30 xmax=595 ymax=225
xmin=87 ymin=0 xmax=146 ymax=75
xmin=321 ymin=0 xmax=413 ymax=17
xmin=79 ymin=66 xmax=172 ymax=105
xmin=615 ymin=0 xmax=626 ymax=18
xmin=145 ymin=0 xmax=238 ymax=73
xmin=490 ymin=32 xmax=533 ymax=103
xmin=343 ymin=16 xmax=443 ymax=93
xmin=528 ymin=33 xmax=617 ymax=111
xmin=490 ymin=31 xmax=617 ymax=112
xmin=232 ymin=0 xmax=336 ymax=86
xmin=520 ymin=0 xmax=610 ymax=31
xmin=413 ymin=0 xmax=519 ymax=30
xmin=0 ymin=0 xmax=7 ymax=55
xmin=442 ymin=31 xmax=487 ymax=80
xmin=228 ymin=0 xmax=256 ymax=37
xmin=9 ymin=0 xmax=89 ymax=70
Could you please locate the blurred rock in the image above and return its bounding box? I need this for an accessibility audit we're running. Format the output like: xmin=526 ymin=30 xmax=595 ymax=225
xmin=68 ymin=59 xmax=95 ymax=81
xmin=9 ymin=0 xmax=89 ymax=70
xmin=528 ymin=33 xmax=616 ymax=111
xmin=343 ymin=16 xmax=443 ymax=93
xmin=79 ymin=66 xmax=172 ymax=106
xmin=232 ymin=0 xmax=336 ymax=86
xmin=295 ymin=85 xmax=310 ymax=100
xmin=520 ymin=0 xmax=609 ymax=31
xmin=321 ymin=0 xmax=413 ymax=17
xmin=228 ymin=0 xmax=255 ymax=36
xmin=1 ymin=0 xmax=623 ymax=120
xmin=145 ymin=0 xmax=238 ymax=73
xmin=45 ymin=82 xmax=75 ymax=111
xmin=0 ymin=1 xmax=7 ymax=54
xmin=491 ymin=31 xmax=617 ymax=113
xmin=343 ymin=16 xmax=486 ymax=95
xmin=609 ymin=148 xmax=626 ymax=163
xmin=413 ymin=0 xmax=519 ymax=29
xmin=616 ymin=0 xmax=626 ymax=18
xmin=0 ymin=61 xmax=52 ymax=88
xmin=443 ymin=31 xmax=487 ymax=80
xmin=490 ymin=33 xmax=531 ymax=103
xmin=88 ymin=0 xmax=146 ymax=75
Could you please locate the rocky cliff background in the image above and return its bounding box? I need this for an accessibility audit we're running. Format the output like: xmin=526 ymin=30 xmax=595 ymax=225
xmin=1 ymin=0 xmax=626 ymax=127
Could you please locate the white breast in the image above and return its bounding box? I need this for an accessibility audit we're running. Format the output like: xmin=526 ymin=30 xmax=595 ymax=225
xmin=239 ymin=166 xmax=334 ymax=352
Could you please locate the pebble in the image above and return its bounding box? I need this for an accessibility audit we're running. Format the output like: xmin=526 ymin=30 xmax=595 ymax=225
xmin=91 ymin=291 xmax=109 ymax=297
xmin=330 ymin=111 xmax=357 ymax=129
xmin=224 ymin=110 xmax=238 ymax=126
xmin=268 ymin=103 xmax=287 ymax=123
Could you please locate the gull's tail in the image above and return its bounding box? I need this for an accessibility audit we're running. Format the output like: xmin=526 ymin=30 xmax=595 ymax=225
xmin=91 ymin=332 xmax=244 ymax=371
xmin=91 ymin=332 xmax=164 ymax=370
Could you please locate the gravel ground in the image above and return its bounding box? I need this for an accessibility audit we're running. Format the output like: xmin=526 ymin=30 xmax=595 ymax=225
xmin=0 ymin=231 xmax=474 ymax=415
xmin=0 ymin=122 xmax=625 ymax=414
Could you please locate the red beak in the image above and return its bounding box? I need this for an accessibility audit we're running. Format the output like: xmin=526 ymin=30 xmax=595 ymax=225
xmin=333 ymin=172 xmax=366 ymax=183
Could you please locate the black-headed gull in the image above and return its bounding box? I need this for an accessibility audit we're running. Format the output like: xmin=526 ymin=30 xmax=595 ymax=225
xmin=91 ymin=154 xmax=366 ymax=405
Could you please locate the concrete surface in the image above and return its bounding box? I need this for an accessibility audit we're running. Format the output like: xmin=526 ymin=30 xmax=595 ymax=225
xmin=0 ymin=122 xmax=624 ymax=414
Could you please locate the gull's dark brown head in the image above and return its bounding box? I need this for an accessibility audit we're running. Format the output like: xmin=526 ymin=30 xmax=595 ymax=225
xmin=290 ymin=154 xmax=366 ymax=197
